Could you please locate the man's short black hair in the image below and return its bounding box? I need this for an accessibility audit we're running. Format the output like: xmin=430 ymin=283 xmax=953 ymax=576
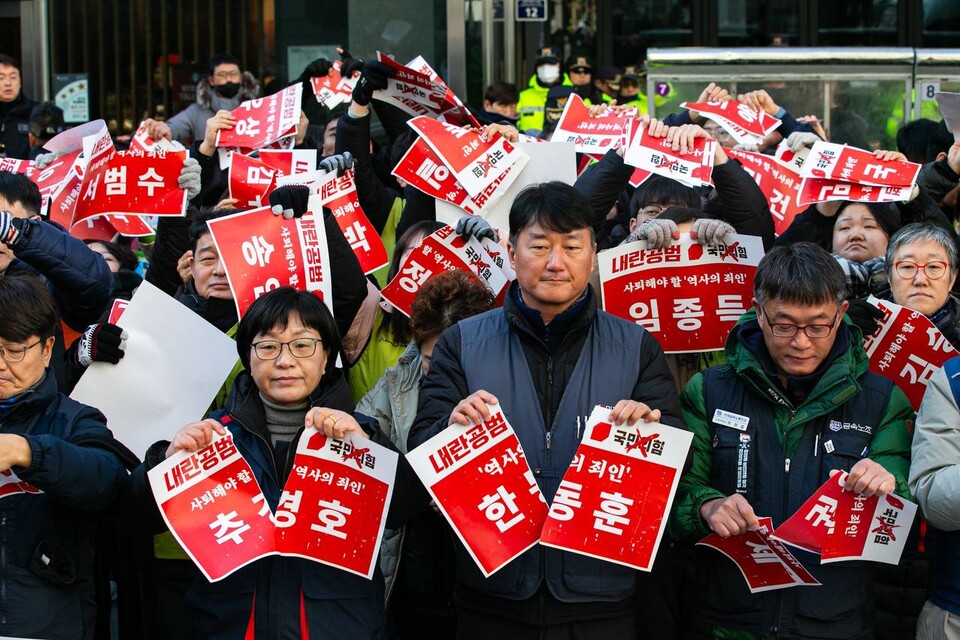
xmin=209 ymin=53 xmax=242 ymax=76
xmin=0 ymin=275 xmax=58 ymax=342
xmin=754 ymin=242 xmax=848 ymax=307
xmin=29 ymin=102 xmax=65 ymax=141
xmin=188 ymin=207 xmax=240 ymax=253
xmin=508 ymin=181 xmax=595 ymax=246
xmin=0 ymin=171 xmax=42 ymax=217
xmin=484 ymin=81 xmax=519 ymax=106
xmin=0 ymin=54 xmax=21 ymax=72
xmin=235 ymin=286 xmax=340 ymax=373
xmin=896 ymin=118 xmax=939 ymax=164
xmin=630 ymin=175 xmax=701 ymax=217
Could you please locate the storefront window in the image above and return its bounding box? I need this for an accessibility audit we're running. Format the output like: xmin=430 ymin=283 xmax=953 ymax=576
xmin=610 ymin=0 xmax=693 ymax=67
xmin=717 ymin=0 xmax=800 ymax=47
xmin=816 ymin=0 xmax=899 ymax=46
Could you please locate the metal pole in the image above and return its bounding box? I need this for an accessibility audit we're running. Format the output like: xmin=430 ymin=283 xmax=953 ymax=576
xmin=446 ymin=0 xmax=467 ymax=99
xmin=503 ymin=0 xmax=516 ymax=83
xmin=482 ymin=0 xmax=495 ymax=90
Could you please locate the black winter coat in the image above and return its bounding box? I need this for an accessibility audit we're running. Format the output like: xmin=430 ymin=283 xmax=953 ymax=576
xmin=0 ymin=371 xmax=129 ymax=640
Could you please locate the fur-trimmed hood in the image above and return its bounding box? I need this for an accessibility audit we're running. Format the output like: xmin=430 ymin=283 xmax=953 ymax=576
xmin=194 ymin=70 xmax=261 ymax=111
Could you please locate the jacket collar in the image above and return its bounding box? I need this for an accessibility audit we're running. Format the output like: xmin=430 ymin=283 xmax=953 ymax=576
xmin=504 ymin=281 xmax=596 ymax=351
xmin=0 ymin=369 xmax=56 ymax=422
xmin=725 ymin=307 xmax=866 ymax=412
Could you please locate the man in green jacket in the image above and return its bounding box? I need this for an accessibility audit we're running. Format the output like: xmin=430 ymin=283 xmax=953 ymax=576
xmin=671 ymin=242 xmax=913 ymax=639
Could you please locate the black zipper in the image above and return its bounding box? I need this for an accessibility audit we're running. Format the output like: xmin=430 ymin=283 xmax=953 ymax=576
xmin=544 ymin=357 xmax=554 ymax=451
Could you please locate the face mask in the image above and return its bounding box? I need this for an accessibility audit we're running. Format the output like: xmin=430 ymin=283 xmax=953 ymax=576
xmin=215 ymin=82 xmax=241 ymax=98
xmin=537 ymin=64 xmax=560 ymax=85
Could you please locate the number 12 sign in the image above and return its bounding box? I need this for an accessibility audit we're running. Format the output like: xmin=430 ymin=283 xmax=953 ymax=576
xmin=517 ymin=0 xmax=547 ymax=21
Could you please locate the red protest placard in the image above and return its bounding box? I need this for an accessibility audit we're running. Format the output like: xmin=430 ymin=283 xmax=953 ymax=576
xmin=820 ymin=484 xmax=917 ymax=565
xmin=406 ymin=404 xmax=548 ymax=577
xmin=102 ymin=215 xmax=154 ymax=237
xmin=28 ymin=149 xmax=83 ymax=215
xmin=149 ymin=431 xmax=275 ymax=582
xmin=373 ymin=53 xmax=455 ymax=119
xmin=0 ymin=469 xmax=41 ymax=500
xmin=553 ymin=94 xmax=633 ymax=154
xmin=215 ymin=84 xmax=303 ymax=151
xmin=623 ymin=122 xmax=716 ymax=188
xmin=598 ymin=234 xmax=763 ymax=353
xmin=539 ymin=405 xmax=692 ymax=572
xmin=315 ymin=169 xmax=389 ymax=275
xmin=403 ymin=55 xmax=478 ymax=127
xmin=391 ymin=138 xmax=508 ymax=216
xmin=698 ymin=517 xmax=820 ymax=593
xmin=797 ymin=178 xmax=912 ymax=207
xmin=771 ymin=471 xmax=850 ymax=554
xmin=309 ymin=60 xmax=357 ymax=109
xmin=801 ymin=141 xmax=920 ymax=188
xmin=862 ymin=297 xmax=959 ymax=410
xmin=679 ymin=101 xmax=781 ymax=145
xmin=0 ymin=157 xmax=30 ymax=174
xmin=108 ymin=299 xmax=129 ymax=324
xmin=274 ymin=431 xmax=397 ymax=579
xmin=772 ymin=472 xmax=917 ymax=565
xmin=725 ymin=148 xmax=804 ymax=235
xmin=130 ymin=121 xmax=186 ymax=154
xmin=73 ymin=150 xmax=187 ymax=225
xmin=258 ymin=149 xmax=317 ymax=179
xmin=407 ymin=115 xmax=527 ymax=199
xmin=205 ymin=205 xmax=333 ymax=319
xmin=380 ymin=225 xmax=510 ymax=317
xmin=229 ymin=153 xmax=278 ymax=210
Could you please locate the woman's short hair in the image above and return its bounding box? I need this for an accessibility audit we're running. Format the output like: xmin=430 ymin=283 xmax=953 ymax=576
xmin=410 ymin=270 xmax=494 ymax=347
xmin=885 ymin=223 xmax=959 ymax=274
xmin=0 ymin=275 xmax=58 ymax=342
xmin=235 ymin=287 xmax=340 ymax=373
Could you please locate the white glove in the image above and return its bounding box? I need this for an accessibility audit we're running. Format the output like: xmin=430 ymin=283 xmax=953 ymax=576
xmin=633 ymin=218 xmax=678 ymax=249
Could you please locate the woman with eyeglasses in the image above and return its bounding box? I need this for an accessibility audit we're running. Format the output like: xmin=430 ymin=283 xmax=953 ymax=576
xmin=883 ymin=223 xmax=960 ymax=350
xmin=128 ymin=286 xmax=425 ymax=639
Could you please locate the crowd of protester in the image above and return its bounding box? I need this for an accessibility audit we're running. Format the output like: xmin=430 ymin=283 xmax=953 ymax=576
xmin=4 ymin=43 xmax=960 ymax=640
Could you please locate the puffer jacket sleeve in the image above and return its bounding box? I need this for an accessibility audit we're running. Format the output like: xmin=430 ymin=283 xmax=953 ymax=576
xmin=910 ymin=365 xmax=960 ymax=530
xmin=632 ymin=330 xmax=685 ymax=430
xmin=335 ymin=111 xmax=400 ymax=234
xmin=407 ymin=324 xmax=467 ymax=452
xmin=573 ymin=149 xmax=633 ymax=237
xmin=669 ymin=372 xmax=727 ymax=541
xmin=144 ymin=211 xmax=192 ymax=297
xmin=774 ymin=204 xmax=834 ymax=250
xmin=918 ymin=158 xmax=959 ymax=206
xmin=12 ymin=218 xmax=112 ymax=331
xmin=867 ymin=383 xmax=914 ymax=501
xmin=15 ymin=405 xmax=128 ymax=512
xmin=356 ymin=374 xmax=398 ymax=446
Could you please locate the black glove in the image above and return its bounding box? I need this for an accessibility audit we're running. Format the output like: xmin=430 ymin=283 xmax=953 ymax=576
xmin=352 ymin=61 xmax=394 ymax=107
xmin=318 ymin=151 xmax=354 ymax=177
xmin=845 ymin=298 xmax=884 ymax=338
xmin=269 ymin=184 xmax=312 ymax=219
xmin=455 ymin=214 xmax=497 ymax=243
xmin=298 ymin=58 xmax=332 ymax=81
xmin=69 ymin=323 xmax=127 ymax=368
xmin=339 ymin=50 xmax=363 ymax=80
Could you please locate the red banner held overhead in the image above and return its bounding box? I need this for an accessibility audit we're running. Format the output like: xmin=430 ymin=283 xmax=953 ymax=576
xmin=205 ymin=205 xmax=333 ymax=319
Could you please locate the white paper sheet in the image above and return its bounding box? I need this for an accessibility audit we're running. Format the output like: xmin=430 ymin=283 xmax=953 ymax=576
xmin=435 ymin=141 xmax=577 ymax=234
xmin=70 ymin=281 xmax=240 ymax=460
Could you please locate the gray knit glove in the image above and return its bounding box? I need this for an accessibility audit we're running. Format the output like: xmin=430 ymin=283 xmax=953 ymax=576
xmin=691 ymin=218 xmax=735 ymax=246
xmin=178 ymin=157 xmax=202 ymax=200
xmin=632 ymin=218 xmax=678 ymax=249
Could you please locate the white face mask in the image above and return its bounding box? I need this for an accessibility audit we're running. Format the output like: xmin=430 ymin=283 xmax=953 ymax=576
xmin=537 ymin=64 xmax=560 ymax=85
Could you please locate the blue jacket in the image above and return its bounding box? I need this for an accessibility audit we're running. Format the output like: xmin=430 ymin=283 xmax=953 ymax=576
xmin=0 ymin=370 xmax=128 ymax=640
